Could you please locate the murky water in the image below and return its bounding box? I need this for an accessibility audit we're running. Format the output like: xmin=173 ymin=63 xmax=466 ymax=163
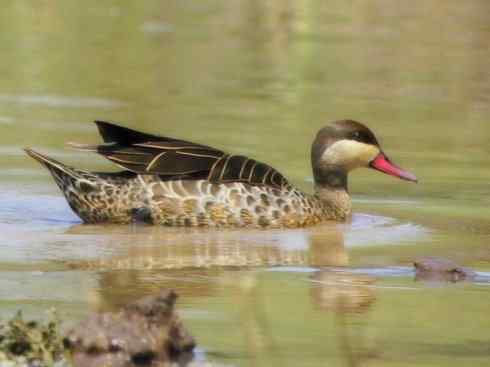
xmin=1 ymin=1 xmax=490 ymax=366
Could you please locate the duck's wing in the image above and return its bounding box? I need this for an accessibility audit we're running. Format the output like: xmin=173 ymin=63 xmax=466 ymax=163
xmin=69 ymin=121 xmax=289 ymax=188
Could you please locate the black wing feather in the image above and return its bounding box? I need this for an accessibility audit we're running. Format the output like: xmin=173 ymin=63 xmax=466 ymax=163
xmin=88 ymin=121 xmax=289 ymax=188
xmin=95 ymin=121 xmax=163 ymax=144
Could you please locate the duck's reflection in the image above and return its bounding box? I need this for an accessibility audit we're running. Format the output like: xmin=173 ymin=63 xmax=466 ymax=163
xmin=65 ymin=222 xmax=349 ymax=306
xmin=310 ymin=271 xmax=378 ymax=366
xmin=310 ymin=271 xmax=376 ymax=314
xmin=65 ymin=222 xmax=348 ymax=271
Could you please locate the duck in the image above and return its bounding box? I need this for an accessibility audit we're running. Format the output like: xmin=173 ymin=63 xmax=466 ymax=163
xmin=24 ymin=119 xmax=417 ymax=228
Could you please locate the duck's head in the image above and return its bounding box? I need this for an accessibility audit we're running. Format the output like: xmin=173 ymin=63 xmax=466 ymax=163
xmin=311 ymin=120 xmax=417 ymax=187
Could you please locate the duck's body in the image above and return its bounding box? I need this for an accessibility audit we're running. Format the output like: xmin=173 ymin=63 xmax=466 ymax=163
xmin=25 ymin=120 xmax=416 ymax=228
xmin=24 ymin=151 xmax=345 ymax=228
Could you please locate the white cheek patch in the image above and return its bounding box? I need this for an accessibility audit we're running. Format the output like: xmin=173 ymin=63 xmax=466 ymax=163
xmin=321 ymin=140 xmax=380 ymax=170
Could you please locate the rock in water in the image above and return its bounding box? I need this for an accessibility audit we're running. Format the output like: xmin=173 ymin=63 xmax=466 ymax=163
xmin=413 ymin=257 xmax=476 ymax=282
xmin=64 ymin=290 xmax=195 ymax=367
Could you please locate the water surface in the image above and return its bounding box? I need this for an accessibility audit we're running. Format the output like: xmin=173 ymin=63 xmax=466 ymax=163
xmin=1 ymin=1 xmax=490 ymax=366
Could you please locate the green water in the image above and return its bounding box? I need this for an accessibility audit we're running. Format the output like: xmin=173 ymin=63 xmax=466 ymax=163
xmin=1 ymin=1 xmax=490 ymax=366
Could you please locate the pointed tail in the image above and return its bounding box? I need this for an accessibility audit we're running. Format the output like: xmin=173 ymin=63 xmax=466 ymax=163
xmin=24 ymin=148 xmax=82 ymax=187
xmin=24 ymin=147 xmax=147 ymax=224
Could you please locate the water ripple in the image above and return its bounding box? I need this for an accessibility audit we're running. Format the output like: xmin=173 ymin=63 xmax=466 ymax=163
xmin=0 ymin=94 xmax=124 ymax=109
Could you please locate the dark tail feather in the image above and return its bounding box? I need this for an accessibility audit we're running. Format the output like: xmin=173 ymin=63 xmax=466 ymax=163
xmin=94 ymin=120 xmax=163 ymax=144
xmin=24 ymin=148 xmax=81 ymax=183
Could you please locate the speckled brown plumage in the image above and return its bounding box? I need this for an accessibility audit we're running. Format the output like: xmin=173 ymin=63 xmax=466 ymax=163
xmin=24 ymin=149 xmax=331 ymax=227
xmin=25 ymin=120 xmax=417 ymax=227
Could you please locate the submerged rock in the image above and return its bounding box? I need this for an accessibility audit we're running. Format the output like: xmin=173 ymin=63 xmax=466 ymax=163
xmin=64 ymin=290 xmax=195 ymax=367
xmin=413 ymin=257 xmax=476 ymax=282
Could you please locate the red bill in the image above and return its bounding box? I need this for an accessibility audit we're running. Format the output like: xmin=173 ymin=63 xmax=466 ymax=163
xmin=369 ymin=152 xmax=417 ymax=183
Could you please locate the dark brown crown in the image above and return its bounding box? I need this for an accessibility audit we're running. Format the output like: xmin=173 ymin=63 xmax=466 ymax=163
xmin=313 ymin=120 xmax=379 ymax=149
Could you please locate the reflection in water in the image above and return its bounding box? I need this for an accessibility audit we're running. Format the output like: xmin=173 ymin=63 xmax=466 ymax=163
xmin=65 ymin=223 xmax=349 ymax=271
xmin=310 ymin=271 xmax=377 ymax=367
xmin=95 ymin=269 xmax=219 ymax=310
xmin=233 ymin=272 xmax=282 ymax=367
xmin=64 ymin=223 xmax=349 ymax=310
xmin=310 ymin=271 xmax=376 ymax=314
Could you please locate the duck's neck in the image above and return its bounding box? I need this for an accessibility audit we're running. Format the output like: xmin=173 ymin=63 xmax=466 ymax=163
xmin=313 ymin=168 xmax=351 ymax=221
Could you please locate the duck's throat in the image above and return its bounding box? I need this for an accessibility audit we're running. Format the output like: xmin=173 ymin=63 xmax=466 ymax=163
xmin=313 ymin=168 xmax=351 ymax=220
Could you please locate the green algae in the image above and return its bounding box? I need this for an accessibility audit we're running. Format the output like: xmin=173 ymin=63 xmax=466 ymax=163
xmin=0 ymin=310 xmax=67 ymax=366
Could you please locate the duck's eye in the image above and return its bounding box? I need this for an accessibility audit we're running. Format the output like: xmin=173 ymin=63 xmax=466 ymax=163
xmin=350 ymin=131 xmax=361 ymax=140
